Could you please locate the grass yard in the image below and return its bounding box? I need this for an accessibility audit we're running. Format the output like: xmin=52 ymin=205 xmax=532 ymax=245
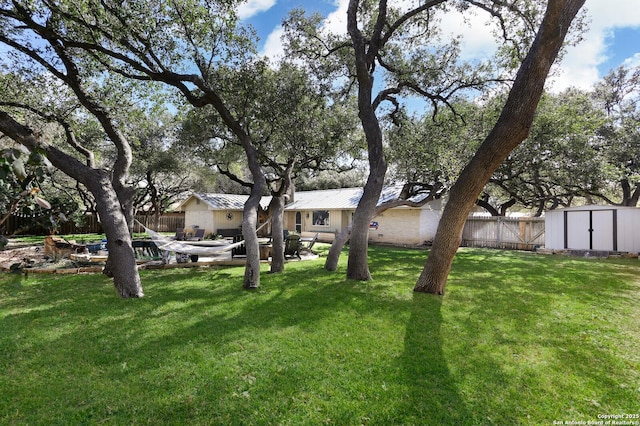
xmin=1 ymin=245 xmax=639 ymax=425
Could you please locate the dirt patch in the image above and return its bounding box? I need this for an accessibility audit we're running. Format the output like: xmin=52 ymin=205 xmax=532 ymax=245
xmin=0 ymin=246 xmax=47 ymax=270
xmin=0 ymin=244 xmax=99 ymax=271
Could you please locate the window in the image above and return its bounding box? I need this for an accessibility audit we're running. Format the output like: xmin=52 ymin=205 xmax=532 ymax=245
xmin=313 ymin=210 xmax=330 ymax=226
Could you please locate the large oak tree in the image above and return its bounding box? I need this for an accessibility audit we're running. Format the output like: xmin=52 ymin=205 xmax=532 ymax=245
xmin=0 ymin=2 xmax=145 ymax=297
xmin=415 ymin=0 xmax=587 ymax=295
xmin=13 ymin=0 xmax=272 ymax=288
xmin=286 ymin=0 xmax=545 ymax=280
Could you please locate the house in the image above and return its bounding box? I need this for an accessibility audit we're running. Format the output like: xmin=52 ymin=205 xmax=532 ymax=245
xmin=545 ymin=204 xmax=640 ymax=253
xmin=178 ymin=186 xmax=443 ymax=246
xmin=177 ymin=193 xmax=271 ymax=238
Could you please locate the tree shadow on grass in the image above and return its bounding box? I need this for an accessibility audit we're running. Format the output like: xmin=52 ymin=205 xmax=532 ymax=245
xmin=4 ymin=248 xmax=637 ymax=424
xmin=391 ymin=292 xmax=473 ymax=425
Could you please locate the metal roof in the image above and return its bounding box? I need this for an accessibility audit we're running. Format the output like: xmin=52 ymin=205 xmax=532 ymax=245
xmin=182 ymin=185 xmax=433 ymax=211
xmin=285 ymin=185 xmax=431 ymax=210
xmin=184 ymin=193 xmax=272 ymax=210
xmin=285 ymin=187 xmax=363 ymax=210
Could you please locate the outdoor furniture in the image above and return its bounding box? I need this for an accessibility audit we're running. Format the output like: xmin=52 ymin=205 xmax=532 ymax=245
xmin=231 ymin=234 xmax=246 ymax=258
xmin=300 ymin=233 xmax=318 ymax=253
xmin=132 ymin=240 xmax=160 ymax=258
xmin=175 ymin=228 xmax=185 ymax=240
xmin=187 ymin=228 xmax=205 ymax=241
xmin=217 ymin=228 xmax=241 ymax=239
xmin=284 ymin=234 xmax=301 ymax=259
xmin=259 ymin=244 xmax=271 ymax=260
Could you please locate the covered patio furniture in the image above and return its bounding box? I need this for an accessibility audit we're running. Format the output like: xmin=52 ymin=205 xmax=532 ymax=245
xmin=284 ymin=234 xmax=301 ymax=259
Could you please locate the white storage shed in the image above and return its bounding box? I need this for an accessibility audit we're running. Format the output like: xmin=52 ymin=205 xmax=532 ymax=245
xmin=545 ymin=205 xmax=640 ymax=252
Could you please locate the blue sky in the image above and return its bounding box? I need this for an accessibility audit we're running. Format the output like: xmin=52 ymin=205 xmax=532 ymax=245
xmin=239 ymin=0 xmax=640 ymax=92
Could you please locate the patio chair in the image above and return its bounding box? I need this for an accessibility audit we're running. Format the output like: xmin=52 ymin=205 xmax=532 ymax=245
xmin=188 ymin=228 xmax=205 ymax=241
xmin=301 ymin=233 xmax=319 ymax=253
xmin=231 ymin=234 xmax=246 ymax=258
xmin=284 ymin=234 xmax=301 ymax=259
xmin=175 ymin=228 xmax=185 ymax=240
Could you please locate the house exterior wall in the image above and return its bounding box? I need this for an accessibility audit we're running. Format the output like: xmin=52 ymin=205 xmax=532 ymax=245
xmin=418 ymin=202 xmax=443 ymax=243
xmin=303 ymin=209 xmax=351 ymax=235
xmin=367 ymin=208 xmax=432 ymax=245
xmin=213 ymin=210 xmax=243 ymax=234
xmin=368 ymin=200 xmax=442 ymax=246
xmin=183 ymin=198 xmax=214 ymax=236
xmin=182 ymin=198 xmax=245 ymax=236
xmin=181 ymin=194 xmax=442 ymax=246
xmin=283 ymin=211 xmax=296 ymax=232
xmin=368 ymin=208 xmax=416 ymax=245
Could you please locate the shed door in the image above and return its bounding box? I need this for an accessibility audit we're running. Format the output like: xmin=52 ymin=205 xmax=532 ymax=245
xmin=565 ymin=210 xmax=615 ymax=251
xmin=566 ymin=211 xmax=590 ymax=249
xmin=592 ymin=210 xmax=614 ymax=250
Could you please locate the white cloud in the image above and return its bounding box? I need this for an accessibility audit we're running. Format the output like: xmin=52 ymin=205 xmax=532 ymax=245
xmin=260 ymin=25 xmax=286 ymax=61
xmin=257 ymin=0 xmax=640 ymax=91
xmin=321 ymin=0 xmax=348 ymax=35
xmin=550 ymin=0 xmax=640 ymax=91
xmin=237 ymin=0 xmax=277 ymax=20
xmin=437 ymin=0 xmax=640 ymax=91
xmin=438 ymin=8 xmax=500 ymax=61
xmin=623 ymin=52 xmax=640 ymax=68
xmin=259 ymin=0 xmax=347 ymax=61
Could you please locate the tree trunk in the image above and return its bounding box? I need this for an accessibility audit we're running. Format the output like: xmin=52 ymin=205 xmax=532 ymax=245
xmin=620 ymin=179 xmax=640 ymax=206
xmin=89 ymin=173 xmax=144 ymax=298
xmin=241 ymin=143 xmax=267 ymax=289
xmin=630 ymin=184 xmax=640 ymax=207
xmin=269 ymin=165 xmax=294 ymax=273
xmin=414 ymin=0 xmax=586 ymax=295
xmin=344 ymin=0 xmax=388 ymax=281
xmin=103 ymin=181 xmax=137 ymax=278
xmin=0 ymin=110 xmax=144 ymax=298
xmin=325 ymin=225 xmax=351 ymax=271
xmin=269 ymin=195 xmax=286 ymax=273
xmin=347 ymin=173 xmax=385 ymax=280
xmin=242 ymin=191 xmax=262 ymax=289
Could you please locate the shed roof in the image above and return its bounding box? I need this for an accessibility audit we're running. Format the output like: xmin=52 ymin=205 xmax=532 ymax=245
xmin=546 ymin=204 xmax=640 ymax=213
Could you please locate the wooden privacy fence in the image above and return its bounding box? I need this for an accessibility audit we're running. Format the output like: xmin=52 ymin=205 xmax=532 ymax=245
xmin=462 ymin=217 xmax=545 ymax=250
xmin=134 ymin=214 xmax=185 ymax=233
xmin=4 ymin=212 xmax=185 ymax=235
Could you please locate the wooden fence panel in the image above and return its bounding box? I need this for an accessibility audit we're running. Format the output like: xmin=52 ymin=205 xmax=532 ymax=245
xmin=3 ymin=213 xmax=185 ymax=235
xmin=462 ymin=217 xmax=545 ymax=250
xmin=134 ymin=214 xmax=185 ymax=233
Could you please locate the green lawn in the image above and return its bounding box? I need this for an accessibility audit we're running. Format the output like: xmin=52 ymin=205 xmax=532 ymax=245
xmin=1 ymin=246 xmax=639 ymax=425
